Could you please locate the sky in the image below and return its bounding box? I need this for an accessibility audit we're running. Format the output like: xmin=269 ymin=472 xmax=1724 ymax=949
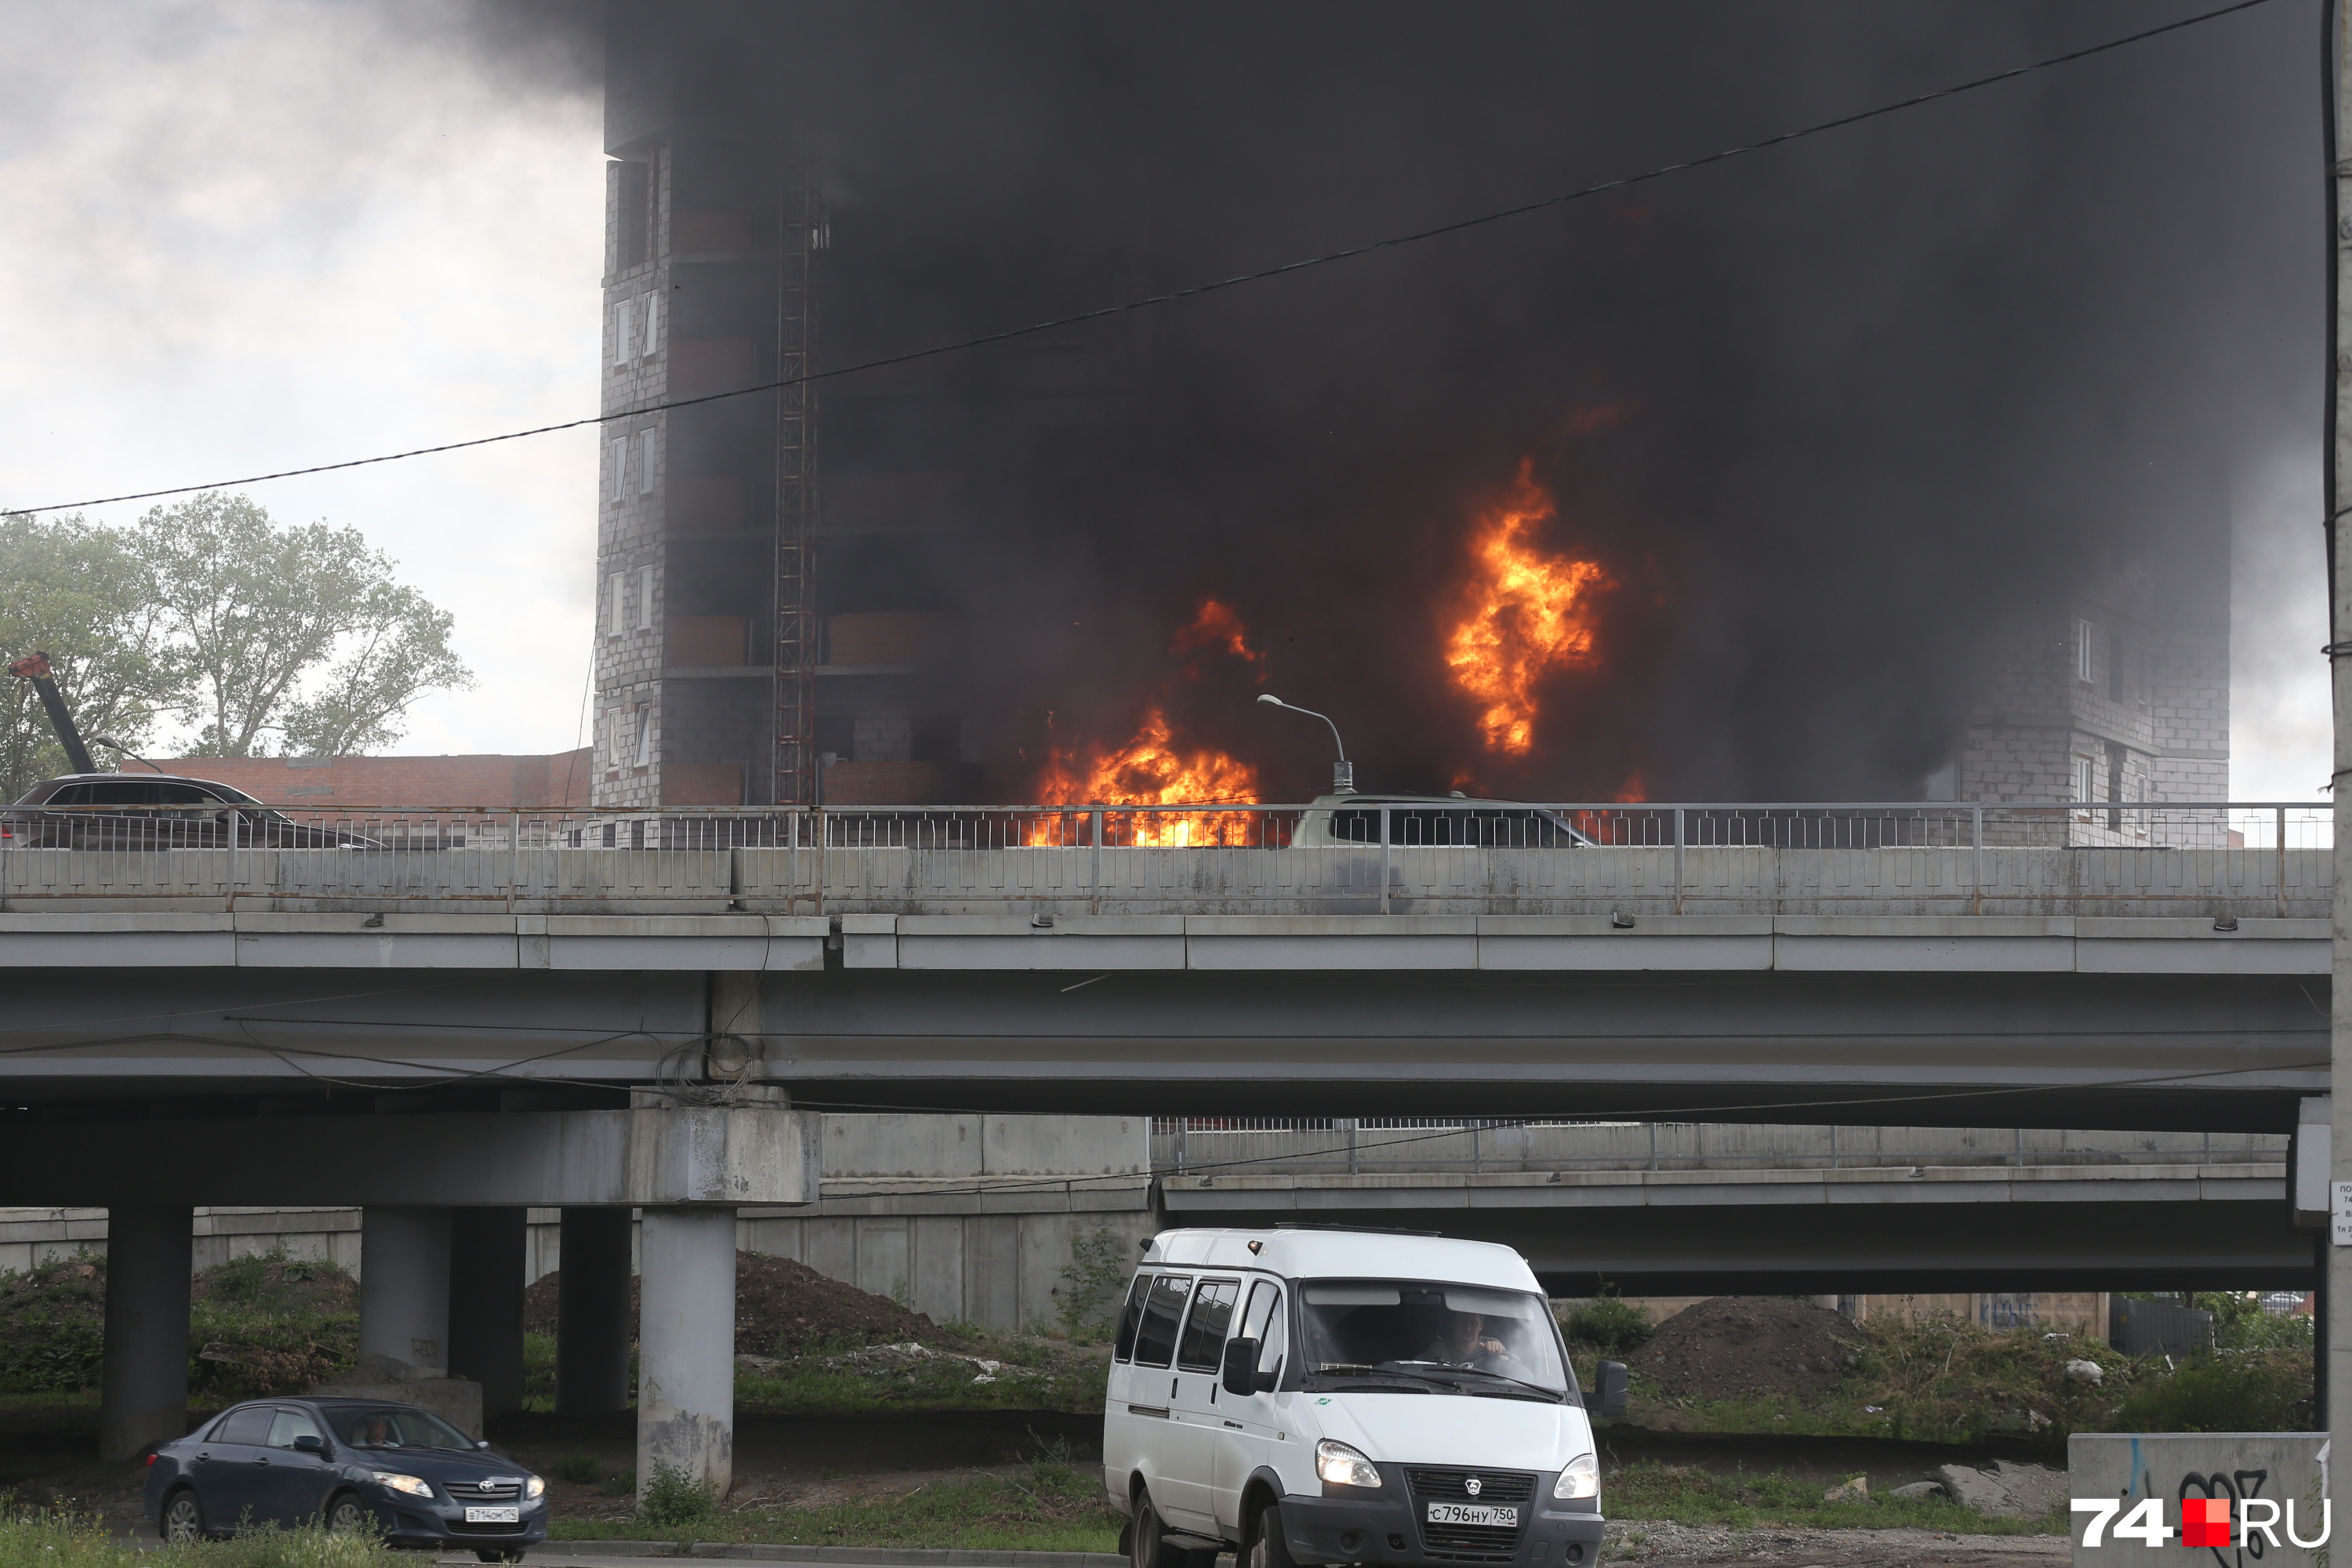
xmin=0 ymin=0 xmax=2331 ymax=800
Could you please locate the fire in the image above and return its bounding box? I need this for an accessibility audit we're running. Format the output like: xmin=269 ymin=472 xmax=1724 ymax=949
xmin=1170 ymin=597 xmax=1267 ymax=677
xmin=1025 ymin=594 xmax=1269 ymax=844
xmin=1031 ymin=709 xmax=1259 ymax=845
xmin=1443 ymin=458 xmax=1610 ymax=754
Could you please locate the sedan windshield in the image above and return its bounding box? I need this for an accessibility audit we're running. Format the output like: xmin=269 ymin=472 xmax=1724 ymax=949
xmin=332 ymin=1406 xmax=476 ymax=1451
xmin=1299 ymin=1279 xmax=1574 ymax=1396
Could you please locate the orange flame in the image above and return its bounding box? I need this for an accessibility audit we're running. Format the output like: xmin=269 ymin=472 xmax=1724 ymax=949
xmin=1030 ymin=709 xmax=1260 ymax=845
xmin=1170 ymin=597 xmax=1267 ymax=677
xmin=1443 ymin=459 xmax=1611 ymax=754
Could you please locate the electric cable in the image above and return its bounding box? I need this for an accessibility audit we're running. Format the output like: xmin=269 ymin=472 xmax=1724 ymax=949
xmin=1 ymin=0 xmax=2285 ymax=519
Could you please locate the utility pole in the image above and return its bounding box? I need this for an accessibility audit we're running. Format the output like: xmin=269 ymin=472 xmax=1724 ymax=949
xmin=2330 ymin=0 xmax=2351 ymax=1456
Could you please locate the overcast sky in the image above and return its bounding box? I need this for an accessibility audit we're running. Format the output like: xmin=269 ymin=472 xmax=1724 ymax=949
xmin=0 ymin=1 xmax=2328 ymax=800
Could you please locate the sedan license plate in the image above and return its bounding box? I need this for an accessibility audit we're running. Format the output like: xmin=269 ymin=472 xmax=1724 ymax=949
xmin=1425 ymin=1503 xmax=1518 ymax=1528
xmin=464 ymin=1508 xmax=520 ymax=1525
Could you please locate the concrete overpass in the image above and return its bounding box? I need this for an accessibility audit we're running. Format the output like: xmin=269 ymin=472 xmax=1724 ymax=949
xmin=1149 ymin=1120 xmax=2318 ymax=1294
xmin=0 ymin=803 xmax=2325 ymax=1489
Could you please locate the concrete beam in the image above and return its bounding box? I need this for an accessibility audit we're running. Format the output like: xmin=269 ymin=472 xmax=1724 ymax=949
xmin=557 ymin=1207 xmax=633 ymax=1415
xmin=637 ymin=1207 xmax=735 ymax=1502
xmin=0 ymin=1107 xmax=821 ymax=1208
xmin=448 ymin=1208 xmax=528 ymax=1421
xmin=98 ymin=1206 xmax=191 ymax=1461
xmin=358 ymin=1207 xmax=451 ymax=1377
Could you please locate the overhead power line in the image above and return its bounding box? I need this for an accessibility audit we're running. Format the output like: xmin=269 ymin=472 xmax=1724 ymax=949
xmin=4 ymin=0 xmax=2283 ymax=519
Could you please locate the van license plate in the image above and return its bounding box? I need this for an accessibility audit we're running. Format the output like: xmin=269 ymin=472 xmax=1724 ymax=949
xmin=464 ymin=1508 xmax=519 ymax=1525
xmin=1425 ymin=1504 xmax=1517 ymax=1528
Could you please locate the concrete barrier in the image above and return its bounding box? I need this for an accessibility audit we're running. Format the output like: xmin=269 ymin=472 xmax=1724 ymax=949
xmin=2068 ymin=1432 xmax=2329 ymax=1565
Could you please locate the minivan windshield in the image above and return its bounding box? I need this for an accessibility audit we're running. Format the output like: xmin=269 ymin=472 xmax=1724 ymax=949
xmin=1298 ymin=1279 xmax=1573 ymax=1399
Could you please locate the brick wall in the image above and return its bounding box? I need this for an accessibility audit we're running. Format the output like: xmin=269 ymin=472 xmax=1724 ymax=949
xmin=822 ymin=760 xmax=956 ymax=805
xmin=827 ymin=612 xmax=953 ymax=667
xmin=154 ymin=750 xmax=595 ymax=809
xmin=666 ymin=616 xmax=748 ymax=667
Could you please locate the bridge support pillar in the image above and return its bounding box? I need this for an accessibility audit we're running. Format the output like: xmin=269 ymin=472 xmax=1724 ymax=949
xmin=636 ymin=1206 xmax=735 ymax=1504
xmin=98 ymin=1204 xmax=191 ymax=1461
xmin=557 ymin=1207 xmax=633 ymax=1414
xmin=448 ymin=1207 xmax=528 ymax=1421
xmin=360 ymin=1207 xmax=451 ymax=1377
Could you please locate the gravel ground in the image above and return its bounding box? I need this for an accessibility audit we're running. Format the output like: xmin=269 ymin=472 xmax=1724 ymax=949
xmin=1602 ymin=1519 xmax=2067 ymax=1567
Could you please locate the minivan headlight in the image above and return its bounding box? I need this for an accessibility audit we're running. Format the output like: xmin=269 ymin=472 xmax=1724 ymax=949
xmin=1316 ymin=1439 xmax=1381 ymax=1489
xmin=1553 ymin=1454 xmax=1599 ymax=1501
xmin=525 ymin=1476 xmax=546 ymax=1500
xmin=373 ymin=1472 xmax=434 ymax=1498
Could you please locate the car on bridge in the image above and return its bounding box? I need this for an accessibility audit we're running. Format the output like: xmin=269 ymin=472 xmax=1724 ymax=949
xmin=1289 ymin=793 xmax=1600 ymax=848
xmin=144 ymin=1396 xmax=546 ymax=1559
xmin=1 ymin=774 xmax=384 ymax=849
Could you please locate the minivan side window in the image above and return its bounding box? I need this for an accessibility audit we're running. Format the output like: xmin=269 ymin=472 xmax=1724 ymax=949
xmin=1131 ymin=1275 xmax=1192 ymax=1368
xmin=1239 ymin=1279 xmax=1286 ymax=1383
xmin=1174 ymin=1279 xmax=1241 ymax=1373
xmin=1112 ymin=1275 xmax=1152 ymax=1363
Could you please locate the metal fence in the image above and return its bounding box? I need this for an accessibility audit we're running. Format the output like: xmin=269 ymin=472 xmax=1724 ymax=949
xmin=0 ymin=800 xmax=2330 ymax=914
xmin=1146 ymin=1117 xmax=2290 ymax=1176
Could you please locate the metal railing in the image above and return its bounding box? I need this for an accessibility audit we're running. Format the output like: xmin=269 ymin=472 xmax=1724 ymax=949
xmin=1146 ymin=1117 xmax=2290 ymax=1177
xmin=0 ymin=800 xmax=2329 ymax=914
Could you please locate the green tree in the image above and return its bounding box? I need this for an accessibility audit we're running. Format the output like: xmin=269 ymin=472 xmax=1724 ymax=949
xmin=0 ymin=514 xmax=177 ymax=801
xmin=132 ymin=492 xmax=473 ymax=757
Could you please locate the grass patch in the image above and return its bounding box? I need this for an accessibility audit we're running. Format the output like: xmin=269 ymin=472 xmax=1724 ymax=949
xmin=733 ymin=1329 xmax=1106 ymax=1416
xmin=0 ymin=1501 xmax=405 ymax=1568
xmin=546 ymin=1454 xmax=1123 ymax=1552
xmin=1603 ymin=1461 xmax=2062 ymax=1535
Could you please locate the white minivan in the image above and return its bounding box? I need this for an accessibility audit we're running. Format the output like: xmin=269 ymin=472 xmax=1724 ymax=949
xmin=1103 ymin=1228 xmax=1627 ymax=1568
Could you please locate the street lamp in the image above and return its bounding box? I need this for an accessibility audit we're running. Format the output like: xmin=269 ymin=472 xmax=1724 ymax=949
xmin=1255 ymin=694 xmax=1354 ymax=793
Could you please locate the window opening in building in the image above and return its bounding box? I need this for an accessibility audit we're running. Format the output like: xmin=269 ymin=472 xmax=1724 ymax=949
xmin=633 ymin=704 xmax=654 ymax=769
xmin=638 ymin=428 xmax=657 ymax=495
xmin=2105 ymin=740 xmax=2128 ymax=833
xmin=608 ymin=439 xmax=626 ymax=504
xmin=641 ymin=291 xmax=661 ymax=358
xmin=638 ymin=566 xmax=655 ymax=632
xmin=605 ymin=708 xmax=622 ymax=770
xmin=615 ymin=159 xmax=651 ymax=271
xmin=2074 ymin=620 xmax=2096 ymax=685
xmin=2073 ymin=754 xmax=2094 ymax=815
xmin=608 ymin=573 xmax=625 ymax=638
xmin=613 ymin=297 xmax=633 ymax=368
xmin=2108 ymin=638 xmax=2129 ymax=703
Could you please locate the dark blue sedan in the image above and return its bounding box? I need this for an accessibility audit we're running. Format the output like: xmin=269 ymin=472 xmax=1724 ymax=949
xmin=143 ymin=1397 xmax=548 ymax=1559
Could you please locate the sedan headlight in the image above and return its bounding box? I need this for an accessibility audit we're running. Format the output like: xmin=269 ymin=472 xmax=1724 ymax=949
xmin=373 ymin=1472 xmax=434 ymax=1498
xmin=1315 ymin=1439 xmax=1381 ymax=1489
xmin=1553 ymin=1454 xmax=1599 ymax=1501
xmin=525 ymin=1476 xmax=546 ymax=1500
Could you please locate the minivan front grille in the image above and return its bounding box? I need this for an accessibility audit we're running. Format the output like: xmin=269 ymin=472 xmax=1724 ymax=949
xmin=1404 ymin=1468 xmax=1536 ymax=1560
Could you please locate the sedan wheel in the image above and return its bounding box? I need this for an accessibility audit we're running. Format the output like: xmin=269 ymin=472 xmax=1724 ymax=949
xmin=325 ymin=1494 xmax=368 ymax=1534
xmin=162 ymin=1491 xmax=206 ymax=1543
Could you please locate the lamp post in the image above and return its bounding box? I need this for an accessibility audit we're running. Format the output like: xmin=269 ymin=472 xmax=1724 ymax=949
xmin=1255 ymin=694 xmax=1354 ymax=793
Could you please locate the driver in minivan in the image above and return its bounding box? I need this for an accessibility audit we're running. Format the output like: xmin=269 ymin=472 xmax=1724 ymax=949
xmin=1416 ymin=1308 xmax=1526 ymax=1375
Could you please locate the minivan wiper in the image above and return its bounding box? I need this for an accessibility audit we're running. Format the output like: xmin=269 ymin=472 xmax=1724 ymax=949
xmin=1307 ymin=1363 xmax=1439 ymax=1394
xmin=1387 ymin=1363 xmax=1567 ymax=1402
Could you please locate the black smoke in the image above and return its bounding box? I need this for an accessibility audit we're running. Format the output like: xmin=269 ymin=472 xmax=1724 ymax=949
xmin=608 ymin=0 xmax=2318 ymax=801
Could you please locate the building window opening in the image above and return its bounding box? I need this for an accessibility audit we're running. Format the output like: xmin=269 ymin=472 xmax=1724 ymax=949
xmin=638 ymin=565 xmax=655 ymax=632
xmin=608 ymin=572 xmax=625 ymax=638
xmin=612 ymin=297 xmax=633 ymax=368
xmin=2105 ymin=741 xmax=2128 ymax=833
xmin=638 ymin=428 xmax=657 ymax=495
xmin=641 ymin=291 xmax=661 ymax=358
xmin=2072 ymin=754 xmax=2094 ymax=816
xmin=615 ymin=159 xmax=651 ymax=271
xmin=2074 ymin=619 xmax=2096 ymax=686
xmin=608 ymin=439 xmax=626 ymax=506
xmin=633 ymin=703 xmax=654 ymax=769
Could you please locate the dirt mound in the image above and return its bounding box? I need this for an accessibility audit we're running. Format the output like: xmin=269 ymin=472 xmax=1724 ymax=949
xmin=1625 ymin=1297 xmax=1861 ymax=1403
xmin=524 ymin=1250 xmax=967 ymax=1356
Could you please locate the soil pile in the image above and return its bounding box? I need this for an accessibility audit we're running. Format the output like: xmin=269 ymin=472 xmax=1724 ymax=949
xmin=524 ymin=1250 xmax=967 ymax=1355
xmin=1625 ymin=1297 xmax=1861 ymax=1403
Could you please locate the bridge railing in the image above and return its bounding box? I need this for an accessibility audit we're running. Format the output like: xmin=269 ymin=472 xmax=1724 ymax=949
xmin=1147 ymin=1117 xmax=2290 ymax=1176
xmin=0 ymin=800 xmax=2329 ymax=913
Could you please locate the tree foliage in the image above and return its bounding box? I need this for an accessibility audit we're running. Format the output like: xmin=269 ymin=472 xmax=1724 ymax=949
xmin=0 ymin=494 xmax=472 ymax=792
xmin=0 ymin=515 xmax=176 ymax=800
xmin=132 ymin=493 xmax=473 ymax=757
